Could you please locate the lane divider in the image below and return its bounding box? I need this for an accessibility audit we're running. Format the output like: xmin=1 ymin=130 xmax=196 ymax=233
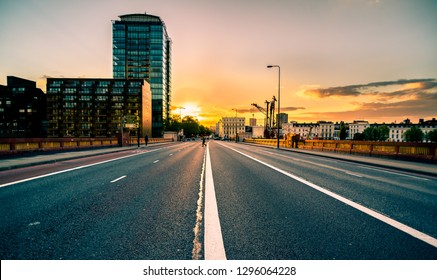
xmin=110 ymin=175 xmax=127 ymax=183
xmin=204 ymin=143 xmax=227 ymax=260
xmin=192 ymin=148 xmax=206 ymax=260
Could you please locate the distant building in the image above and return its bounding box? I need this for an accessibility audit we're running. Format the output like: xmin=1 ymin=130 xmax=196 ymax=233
xmin=215 ymin=120 xmax=223 ymax=137
xmin=277 ymin=113 xmax=288 ymax=127
xmin=112 ymin=13 xmax=172 ymax=137
xmin=221 ymin=117 xmax=245 ymax=139
xmin=387 ymin=118 xmax=437 ymax=142
xmin=251 ymin=126 xmax=265 ymax=138
xmin=349 ymin=120 xmax=370 ymax=139
xmin=0 ymin=76 xmax=46 ymax=138
xmin=318 ymin=121 xmax=335 ymax=139
xmin=46 ymin=78 xmax=151 ymax=138
xmin=283 ymin=121 xmax=336 ymax=140
xmin=281 ymin=119 xmax=436 ymax=142
xmin=249 ymin=118 xmax=257 ymax=127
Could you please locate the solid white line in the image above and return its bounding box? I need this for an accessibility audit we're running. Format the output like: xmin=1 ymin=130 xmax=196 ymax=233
xmin=221 ymin=143 xmax=437 ymax=248
xmin=358 ymin=166 xmax=430 ymax=181
xmin=110 ymin=175 xmax=126 ymax=183
xmin=204 ymin=144 xmax=227 ymax=260
xmin=192 ymin=149 xmax=206 ymax=260
xmin=0 ymin=147 xmax=165 ymax=188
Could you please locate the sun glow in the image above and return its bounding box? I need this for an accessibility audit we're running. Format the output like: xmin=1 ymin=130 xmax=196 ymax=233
xmin=173 ymin=103 xmax=203 ymax=120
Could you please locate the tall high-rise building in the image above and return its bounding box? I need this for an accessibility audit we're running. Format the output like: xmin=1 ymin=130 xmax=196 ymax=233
xmin=112 ymin=13 xmax=172 ymax=137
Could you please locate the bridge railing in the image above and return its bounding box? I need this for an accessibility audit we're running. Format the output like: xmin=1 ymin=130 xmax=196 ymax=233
xmin=244 ymin=138 xmax=437 ymax=162
xmin=0 ymin=137 xmax=173 ymax=155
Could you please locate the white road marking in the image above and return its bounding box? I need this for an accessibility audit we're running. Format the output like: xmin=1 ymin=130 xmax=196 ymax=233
xmin=221 ymin=143 xmax=437 ymax=248
xmin=192 ymin=148 xmax=206 ymax=260
xmin=358 ymin=166 xmax=430 ymax=181
xmin=153 ymin=160 xmax=159 ymax=164
xmin=243 ymin=144 xmax=431 ymax=181
xmin=0 ymin=147 xmax=166 ymax=188
xmin=251 ymin=147 xmax=367 ymax=178
xmin=204 ymin=143 xmax=227 ymax=260
xmin=110 ymin=175 xmax=126 ymax=183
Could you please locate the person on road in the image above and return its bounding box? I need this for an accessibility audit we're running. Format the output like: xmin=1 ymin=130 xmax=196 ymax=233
xmin=202 ymin=137 xmax=206 ymax=147
xmin=145 ymin=135 xmax=149 ymax=146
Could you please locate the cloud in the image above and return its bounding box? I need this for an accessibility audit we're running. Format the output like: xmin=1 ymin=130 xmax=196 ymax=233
xmin=304 ymin=95 xmax=437 ymax=122
xmin=281 ymin=106 xmax=306 ymax=112
xmin=298 ymin=78 xmax=437 ymax=122
xmin=303 ymin=78 xmax=437 ymax=98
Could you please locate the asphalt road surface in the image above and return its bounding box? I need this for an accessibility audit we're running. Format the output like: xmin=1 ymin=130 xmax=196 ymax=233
xmin=1 ymin=141 xmax=436 ymax=259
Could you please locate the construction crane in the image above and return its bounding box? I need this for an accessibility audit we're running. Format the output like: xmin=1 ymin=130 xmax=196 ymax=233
xmin=251 ymin=95 xmax=277 ymax=139
xmin=251 ymin=102 xmax=270 ymax=138
xmin=270 ymin=96 xmax=276 ymax=129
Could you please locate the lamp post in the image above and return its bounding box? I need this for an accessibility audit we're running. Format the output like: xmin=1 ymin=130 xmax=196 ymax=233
xmin=178 ymin=107 xmax=185 ymax=121
xmin=267 ymin=65 xmax=280 ymax=149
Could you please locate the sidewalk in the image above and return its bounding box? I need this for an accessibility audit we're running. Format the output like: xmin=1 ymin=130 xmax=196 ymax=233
xmin=0 ymin=145 xmax=140 ymax=171
xmin=242 ymin=142 xmax=437 ymax=177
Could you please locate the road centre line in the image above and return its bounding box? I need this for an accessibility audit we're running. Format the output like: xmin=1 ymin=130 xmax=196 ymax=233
xmin=110 ymin=175 xmax=126 ymax=183
xmin=192 ymin=147 xmax=206 ymax=260
xmin=204 ymin=143 xmax=227 ymax=260
xmin=0 ymin=147 xmax=166 ymax=188
xmin=220 ymin=143 xmax=437 ymax=248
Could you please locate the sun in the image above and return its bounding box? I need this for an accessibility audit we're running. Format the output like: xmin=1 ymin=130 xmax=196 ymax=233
xmin=173 ymin=103 xmax=203 ymax=120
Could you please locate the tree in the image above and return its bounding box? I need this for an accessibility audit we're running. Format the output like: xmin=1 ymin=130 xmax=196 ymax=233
xmin=353 ymin=132 xmax=365 ymax=140
xmin=164 ymin=115 xmax=212 ymax=138
xmin=363 ymin=127 xmax=377 ymax=141
xmin=164 ymin=116 xmax=182 ymax=132
xmin=404 ymin=126 xmax=424 ymax=142
xmin=425 ymin=129 xmax=437 ymax=143
xmin=339 ymin=121 xmax=347 ymax=140
xmin=377 ymin=125 xmax=389 ymax=141
xmin=181 ymin=116 xmax=200 ymax=137
xmin=362 ymin=125 xmax=389 ymax=141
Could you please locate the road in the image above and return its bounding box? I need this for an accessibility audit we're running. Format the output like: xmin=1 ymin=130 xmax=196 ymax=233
xmin=0 ymin=140 xmax=436 ymax=259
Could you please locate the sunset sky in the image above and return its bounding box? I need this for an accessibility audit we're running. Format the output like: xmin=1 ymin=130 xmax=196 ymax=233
xmin=1 ymin=0 xmax=436 ymax=127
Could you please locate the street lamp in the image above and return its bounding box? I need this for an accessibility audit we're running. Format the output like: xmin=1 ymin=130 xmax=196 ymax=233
xmin=178 ymin=107 xmax=185 ymax=121
xmin=267 ymin=65 xmax=280 ymax=149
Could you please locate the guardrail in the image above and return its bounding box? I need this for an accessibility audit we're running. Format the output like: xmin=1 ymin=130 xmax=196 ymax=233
xmin=244 ymin=138 xmax=437 ymax=162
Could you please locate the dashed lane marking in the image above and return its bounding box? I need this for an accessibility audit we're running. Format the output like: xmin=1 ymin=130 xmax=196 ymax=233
xmin=110 ymin=175 xmax=127 ymax=183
